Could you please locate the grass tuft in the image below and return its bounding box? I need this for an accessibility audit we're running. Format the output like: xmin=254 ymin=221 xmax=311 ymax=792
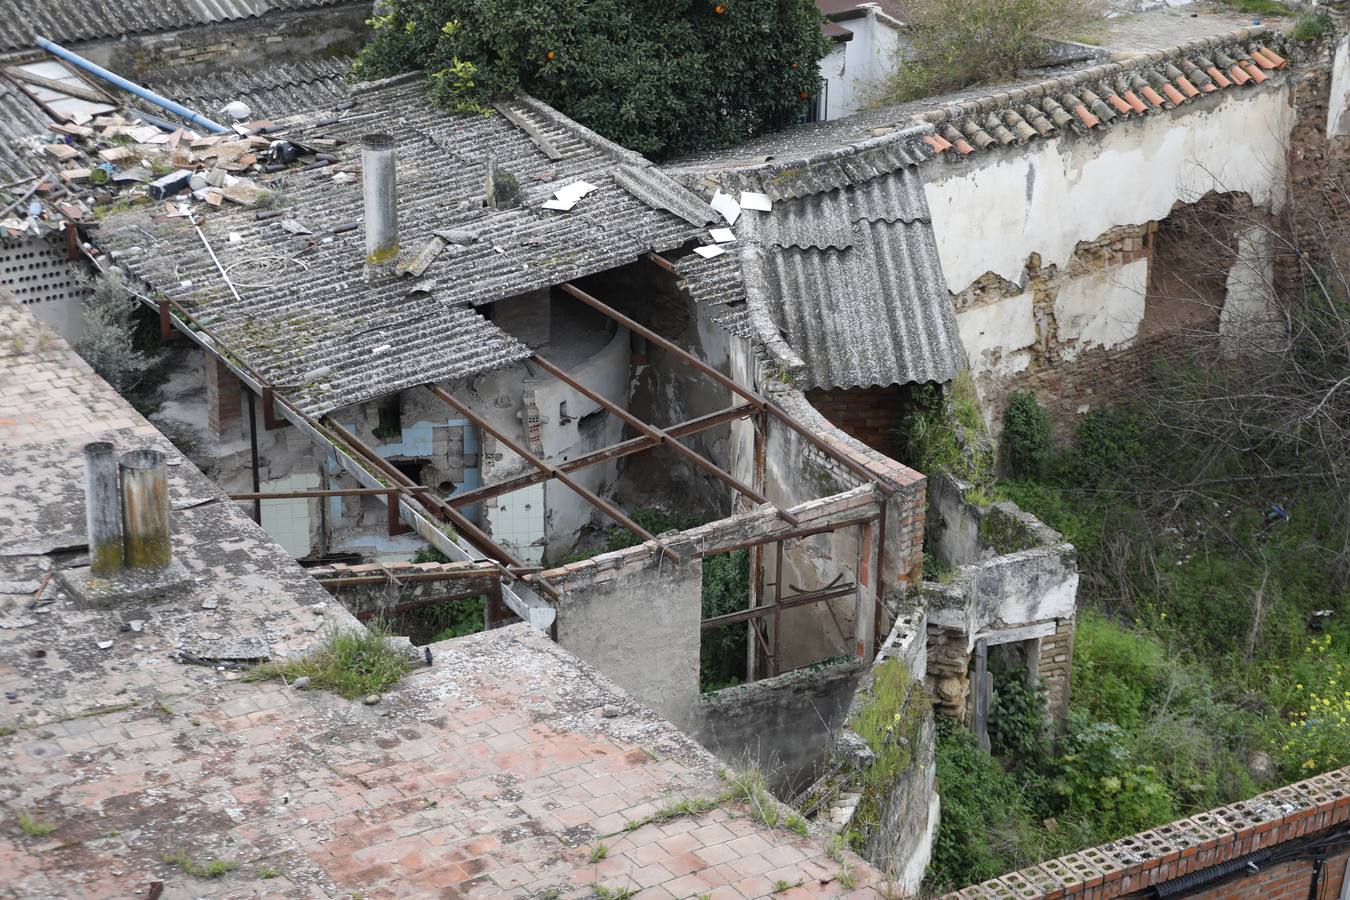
xmin=589 ymin=843 xmax=608 ymax=863
xmin=16 ymin=812 xmax=57 ymax=837
xmin=162 ymin=851 xmax=237 ymax=878
xmin=244 ymin=624 xmax=408 ymax=699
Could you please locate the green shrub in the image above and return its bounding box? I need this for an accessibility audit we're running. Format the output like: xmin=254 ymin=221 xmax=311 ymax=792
xmin=76 ymin=276 xmax=157 ymax=397
xmin=925 ymin=721 xmax=1053 ymax=892
xmin=699 ymin=550 xmax=750 ymax=691
xmin=353 ymin=0 xmax=831 ymax=159
xmin=1291 ymin=12 xmax=1332 ymax=41
xmin=1001 ymin=391 xmax=1053 ymax=480
xmin=245 ymin=624 xmax=409 ymax=698
xmin=900 ymin=373 xmax=993 ymax=493
xmin=1050 ymin=719 xmax=1173 ymax=837
xmin=1070 ymin=612 xmax=1171 ymax=729
xmin=988 ymin=665 xmax=1048 ymax=764
xmin=1275 ymin=634 xmax=1350 ymax=780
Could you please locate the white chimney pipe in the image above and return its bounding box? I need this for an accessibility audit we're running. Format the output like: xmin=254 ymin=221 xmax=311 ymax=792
xmin=362 ymin=133 xmax=399 ymax=266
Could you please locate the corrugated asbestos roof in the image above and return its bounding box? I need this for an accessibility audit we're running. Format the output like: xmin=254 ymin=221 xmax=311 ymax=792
xmin=674 ymin=126 xmax=959 ymax=391
xmin=0 ymin=74 xmax=52 ymax=185
xmin=94 ymin=78 xmax=711 ymax=416
xmin=0 ymin=0 xmax=357 ymax=51
xmin=742 ymin=169 xmax=957 ymax=390
xmin=143 ymin=59 xmax=354 ymax=122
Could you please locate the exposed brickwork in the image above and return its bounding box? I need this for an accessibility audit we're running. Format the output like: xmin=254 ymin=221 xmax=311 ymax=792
xmin=926 ymin=626 xmax=969 ymax=722
xmin=805 ymin=385 xmax=909 ymax=463
xmin=204 ymin=351 xmax=242 ymax=441
xmin=947 ymin=767 xmax=1350 ymax=899
xmin=1036 ymin=617 xmax=1074 ymax=724
xmin=1196 ymin=849 xmax=1349 ymax=899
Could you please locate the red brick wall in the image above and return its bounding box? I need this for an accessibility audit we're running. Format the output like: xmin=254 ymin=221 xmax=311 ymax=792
xmin=805 ymin=385 xmax=908 ymax=462
xmin=1195 ymin=850 xmax=1349 ymax=899
xmin=204 ymin=351 xmax=241 ymax=441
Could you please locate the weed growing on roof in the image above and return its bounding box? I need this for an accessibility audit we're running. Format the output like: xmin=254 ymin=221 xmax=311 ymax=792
xmin=771 ymin=879 xmax=802 ymax=893
xmin=825 ymin=834 xmax=847 ymax=864
xmin=16 ymin=812 xmax=57 ymax=837
xmin=1224 ymin=0 xmax=1294 ymax=16
xmin=837 ymin=861 xmax=858 ymax=891
xmin=899 ymin=372 xmax=993 ymax=498
xmin=161 ymin=851 xmax=237 ymax=878
xmin=255 ymin=865 xmax=280 ymax=879
xmin=588 ymin=843 xmax=608 ymax=863
xmin=1291 ymin=11 xmax=1332 ymax=40
xmin=0 ymin=723 xmax=15 ymax=737
xmin=588 ymin=882 xmax=637 ymax=900
xmin=622 ymin=796 xmax=720 ymax=831
xmin=244 ymin=624 xmax=409 ymax=699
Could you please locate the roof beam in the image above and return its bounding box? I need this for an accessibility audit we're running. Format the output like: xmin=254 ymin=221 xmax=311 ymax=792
xmin=446 ymin=402 xmax=755 ymax=509
xmin=529 ymin=354 xmax=800 ymax=526
xmin=424 ymin=384 xmax=681 ymax=564
xmin=559 ymin=281 xmax=894 ymax=495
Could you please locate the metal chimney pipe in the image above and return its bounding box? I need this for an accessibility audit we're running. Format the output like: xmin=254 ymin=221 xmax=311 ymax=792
xmin=84 ymin=441 xmax=123 ymax=576
xmin=361 ymin=133 xmax=399 ymax=266
xmin=119 ymin=449 xmax=171 ymax=569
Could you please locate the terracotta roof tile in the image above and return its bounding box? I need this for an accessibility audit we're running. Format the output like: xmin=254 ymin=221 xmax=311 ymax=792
xmin=1106 ymin=92 xmax=1134 ymax=115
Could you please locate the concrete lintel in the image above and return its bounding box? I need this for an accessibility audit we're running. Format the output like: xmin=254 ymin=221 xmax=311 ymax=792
xmin=971 ymin=620 xmax=1057 ymax=648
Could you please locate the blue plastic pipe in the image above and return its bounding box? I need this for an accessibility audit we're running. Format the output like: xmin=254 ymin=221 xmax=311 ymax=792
xmin=34 ymin=36 xmax=229 ymax=135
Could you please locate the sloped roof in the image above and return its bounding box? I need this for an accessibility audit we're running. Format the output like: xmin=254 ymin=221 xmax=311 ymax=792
xmin=673 ymin=125 xmax=959 ymax=391
xmin=0 ymin=0 xmax=361 ymax=51
xmin=94 ymin=77 xmax=712 ymax=416
xmin=143 ymin=58 xmax=354 ymax=121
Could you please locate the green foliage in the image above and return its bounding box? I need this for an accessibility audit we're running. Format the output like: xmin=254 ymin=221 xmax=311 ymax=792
xmin=245 ymin=624 xmax=409 ymax=698
xmin=1050 ymin=720 xmax=1173 ymax=837
xmin=1001 ymin=391 xmax=1053 ymax=480
xmin=1291 ymin=12 xmax=1332 ymax=41
xmin=844 ymin=660 xmax=929 ymax=852
xmin=1223 ymin=0 xmax=1293 ymax=15
xmin=411 ymin=544 xmax=451 ymax=564
xmin=16 ymin=811 xmax=57 ymax=837
xmin=589 ymin=843 xmax=608 ymax=863
xmin=353 ymin=0 xmax=831 ymax=159
xmin=988 ymin=666 xmax=1048 ymax=763
xmin=873 ymin=0 xmax=1102 ymax=103
xmin=76 ymin=276 xmax=157 ymax=397
xmin=1275 ymin=634 xmax=1350 ymax=780
xmin=899 ymin=373 xmax=993 ymax=495
xmin=161 ymin=851 xmax=238 ymax=878
xmin=925 ymin=721 xmax=1053 ymax=892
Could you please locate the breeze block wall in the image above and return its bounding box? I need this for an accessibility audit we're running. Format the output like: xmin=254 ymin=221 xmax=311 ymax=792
xmin=947 ymin=767 xmax=1350 ymax=899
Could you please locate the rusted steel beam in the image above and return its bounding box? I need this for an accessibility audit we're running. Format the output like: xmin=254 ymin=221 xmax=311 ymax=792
xmin=322 ymin=419 xmax=540 ymax=579
xmin=157 ymin=300 xmax=179 ymax=341
xmin=446 ymin=403 xmax=753 ymax=509
xmin=229 ymin=486 xmax=437 ymax=500
xmin=424 ymin=384 xmax=679 ymax=563
xmin=530 ymin=354 xmax=799 ymax=526
xmin=559 ymin=282 xmax=894 ymax=495
xmin=691 ymin=514 xmax=879 ymax=558
xmin=260 ymin=385 xmax=289 ymax=431
xmin=642 ymin=251 xmax=675 ymax=272
xmin=700 ymin=584 xmax=856 ymax=630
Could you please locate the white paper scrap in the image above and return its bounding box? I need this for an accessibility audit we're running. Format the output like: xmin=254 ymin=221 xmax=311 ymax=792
xmin=541 ymin=197 xmax=578 ymax=211
xmin=693 ymin=245 xmax=727 ymax=259
xmin=739 ymin=191 xmax=772 ymax=212
xmin=709 ymin=228 xmax=736 ymax=244
xmin=710 ymin=190 xmax=741 ymax=226
xmin=553 ymin=180 xmax=599 ymax=203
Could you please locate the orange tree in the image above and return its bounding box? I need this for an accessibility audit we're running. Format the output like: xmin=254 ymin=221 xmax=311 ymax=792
xmin=353 ymin=0 xmax=829 ymax=158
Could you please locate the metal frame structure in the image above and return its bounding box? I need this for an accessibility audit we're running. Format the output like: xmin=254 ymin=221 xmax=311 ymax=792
xmin=107 ymin=243 xmax=904 ymax=658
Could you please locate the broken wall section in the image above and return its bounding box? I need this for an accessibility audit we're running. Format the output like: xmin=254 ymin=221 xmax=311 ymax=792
xmin=921 ymin=474 xmax=1078 ymax=724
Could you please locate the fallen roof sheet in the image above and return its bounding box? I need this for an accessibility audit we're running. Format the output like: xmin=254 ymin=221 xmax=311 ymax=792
xmin=0 ymin=0 xmax=359 ymax=51
xmin=94 ymin=78 xmax=710 ymax=416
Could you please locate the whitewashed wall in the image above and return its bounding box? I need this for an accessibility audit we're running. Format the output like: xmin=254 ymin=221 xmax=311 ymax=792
xmin=819 ymin=9 xmax=906 ymax=120
xmin=923 ymin=85 xmax=1295 ymax=295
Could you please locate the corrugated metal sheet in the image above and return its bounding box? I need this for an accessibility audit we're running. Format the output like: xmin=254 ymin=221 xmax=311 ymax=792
xmin=0 ymin=76 xmax=52 ymax=185
xmin=0 ymin=0 xmax=355 ymax=51
xmin=94 ymin=81 xmax=709 ymax=416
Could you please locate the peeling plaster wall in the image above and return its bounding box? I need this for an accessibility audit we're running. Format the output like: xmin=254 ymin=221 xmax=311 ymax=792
xmin=1329 ymin=36 xmax=1350 ymax=138
xmin=1052 ymin=257 xmax=1149 ymax=362
xmin=819 ymin=10 xmax=906 ymax=121
xmin=924 ymin=85 xmax=1294 ymax=294
xmin=956 ymin=291 xmax=1036 ymax=377
xmin=1219 ymin=225 xmax=1283 ymax=357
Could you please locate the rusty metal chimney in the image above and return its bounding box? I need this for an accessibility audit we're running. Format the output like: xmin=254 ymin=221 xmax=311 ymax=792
xmin=84 ymin=441 xmax=123 ymax=576
xmin=361 ymin=133 xmax=399 ymax=266
xmin=119 ymin=449 xmax=171 ymax=569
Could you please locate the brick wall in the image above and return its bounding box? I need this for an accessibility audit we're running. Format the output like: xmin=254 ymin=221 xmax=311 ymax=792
xmin=204 ymin=351 xmax=241 ymax=441
xmin=805 ymin=385 xmax=909 ymax=463
xmin=1036 ymin=616 xmax=1074 ymax=724
xmin=948 ymin=767 xmax=1350 ymax=899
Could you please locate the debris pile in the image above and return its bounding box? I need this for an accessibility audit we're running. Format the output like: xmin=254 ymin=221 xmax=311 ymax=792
xmin=1 ymin=112 xmax=342 ymax=240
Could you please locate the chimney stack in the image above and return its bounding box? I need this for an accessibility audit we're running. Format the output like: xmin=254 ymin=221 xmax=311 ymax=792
xmin=84 ymin=441 xmax=123 ymax=576
xmin=120 ymin=449 xmax=171 ymax=569
xmin=361 ymin=133 xmax=399 ymax=266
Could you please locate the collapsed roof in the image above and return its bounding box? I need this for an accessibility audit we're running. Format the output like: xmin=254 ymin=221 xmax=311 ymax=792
xmin=93 ymin=75 xmax=715 ymax=416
